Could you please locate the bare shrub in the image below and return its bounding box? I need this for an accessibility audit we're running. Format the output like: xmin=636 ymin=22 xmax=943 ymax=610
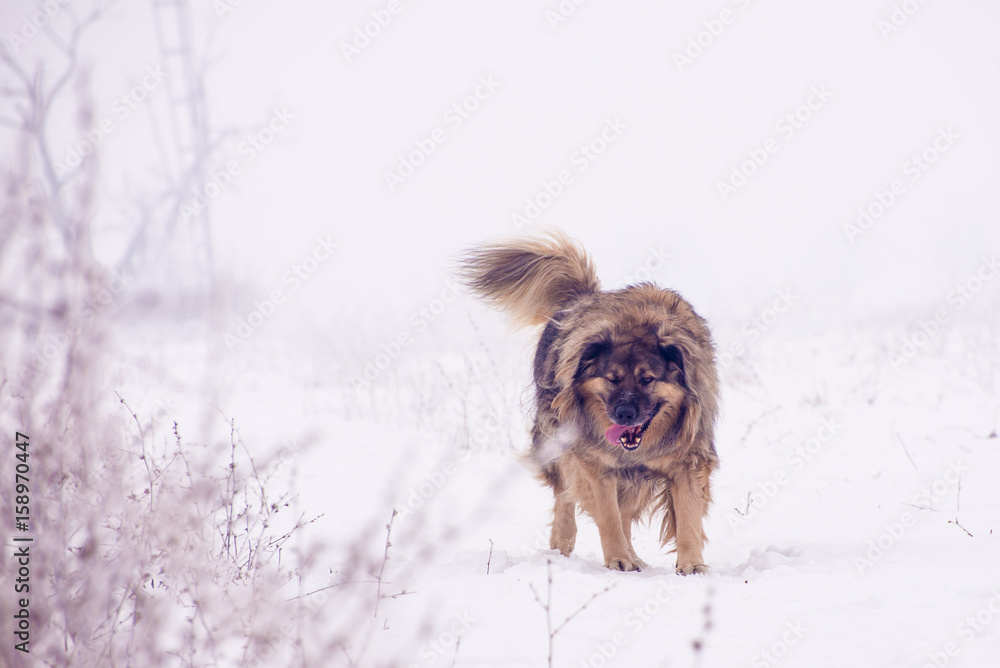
xmin=0 ymin=9 xmax=331 ymax=666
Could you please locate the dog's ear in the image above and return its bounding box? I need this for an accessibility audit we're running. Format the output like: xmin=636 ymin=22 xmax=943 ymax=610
xmin=653 ymin=317 xmax=719 ymax=447
xmin=659 ymin=343 xmax=686 ymax=386
xmin=553 ymin=336 xmax=607 ymax=419
xmin=575 ymin=340 xmax=609 ymax=379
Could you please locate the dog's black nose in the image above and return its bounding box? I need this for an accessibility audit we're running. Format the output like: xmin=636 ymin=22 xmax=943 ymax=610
xmin=614 ymin=403 xmax=637 ymax=424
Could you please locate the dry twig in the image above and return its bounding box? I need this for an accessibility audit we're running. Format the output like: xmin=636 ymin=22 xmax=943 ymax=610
xmin=528 ymin=559 xmax=618 ymax=668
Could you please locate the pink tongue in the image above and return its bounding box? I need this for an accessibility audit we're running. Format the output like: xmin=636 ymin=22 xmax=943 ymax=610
xmin=605 ymin=424 xmax=631 ymax=444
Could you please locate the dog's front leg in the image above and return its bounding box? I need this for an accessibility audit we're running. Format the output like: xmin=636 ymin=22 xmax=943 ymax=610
xmin=550 ymin=486 xmax=578 ymax=556
xmin=582 ymin=468 xmax=640 ymax=572
xmin=670 ymin=465 xmax=710 ymax=575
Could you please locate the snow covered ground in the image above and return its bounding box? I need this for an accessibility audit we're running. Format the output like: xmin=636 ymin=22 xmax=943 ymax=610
xmin=3 ymin=0 xmax=1000 ymax=666
xmin=194 ymin=299 xmax=1000 ymax=668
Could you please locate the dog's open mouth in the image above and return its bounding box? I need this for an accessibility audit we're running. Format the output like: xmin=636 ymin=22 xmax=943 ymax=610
xmin=604 ymin=409 xmax=657 ymax=451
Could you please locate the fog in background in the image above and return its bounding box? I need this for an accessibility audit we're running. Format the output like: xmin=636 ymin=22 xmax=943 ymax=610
xmin=2 ymin=1 xmax=999 ymax=666
xmin=6 ymin=1 xmax=999 ymax=326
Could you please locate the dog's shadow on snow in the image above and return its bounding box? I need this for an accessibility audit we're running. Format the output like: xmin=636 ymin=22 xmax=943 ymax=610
xmin=463 ymin=543 xmax=818 ymax=581
xmin=482 ymin=547 xmax=692 ymax=580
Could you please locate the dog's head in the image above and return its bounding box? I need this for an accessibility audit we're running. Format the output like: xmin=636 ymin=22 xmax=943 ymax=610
xmin=573 ymin=332 xmax=689 ymax=451
xmin=546 ymin=286 xmax=718 ymax=453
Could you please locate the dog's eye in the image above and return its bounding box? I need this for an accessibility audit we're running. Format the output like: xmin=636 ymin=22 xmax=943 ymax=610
xmin=606 ymin=376 xmax=621 ymax=385
xmin=639 ymin=377 xmax=655 ymax=386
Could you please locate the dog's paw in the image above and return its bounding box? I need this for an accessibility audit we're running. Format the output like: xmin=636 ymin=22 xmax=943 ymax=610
xmin=624 ymin=549 xmax=648 ymax=570
xmin=606 ymin=556 xmax=642 ymax=572
xmin=551 ymin=538 xmax=575 ymax=557
xmin=676 ymin=563 xmax=708 ymax=576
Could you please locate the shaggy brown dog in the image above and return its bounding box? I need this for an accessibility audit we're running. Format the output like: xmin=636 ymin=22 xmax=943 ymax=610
xmin=461 ymin=230 xmax=719 ymax=574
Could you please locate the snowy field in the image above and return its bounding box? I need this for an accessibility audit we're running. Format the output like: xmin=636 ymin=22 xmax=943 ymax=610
xmin=2 ymin=1 xmax=1000 ymax=667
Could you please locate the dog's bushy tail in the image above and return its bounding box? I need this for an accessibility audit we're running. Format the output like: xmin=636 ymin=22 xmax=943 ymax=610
xmin=459 ymin=229 xmax=600 ymax=328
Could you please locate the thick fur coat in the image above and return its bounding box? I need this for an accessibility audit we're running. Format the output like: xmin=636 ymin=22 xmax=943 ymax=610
xmin=461 ymin=230 xmax=719 ymax=574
